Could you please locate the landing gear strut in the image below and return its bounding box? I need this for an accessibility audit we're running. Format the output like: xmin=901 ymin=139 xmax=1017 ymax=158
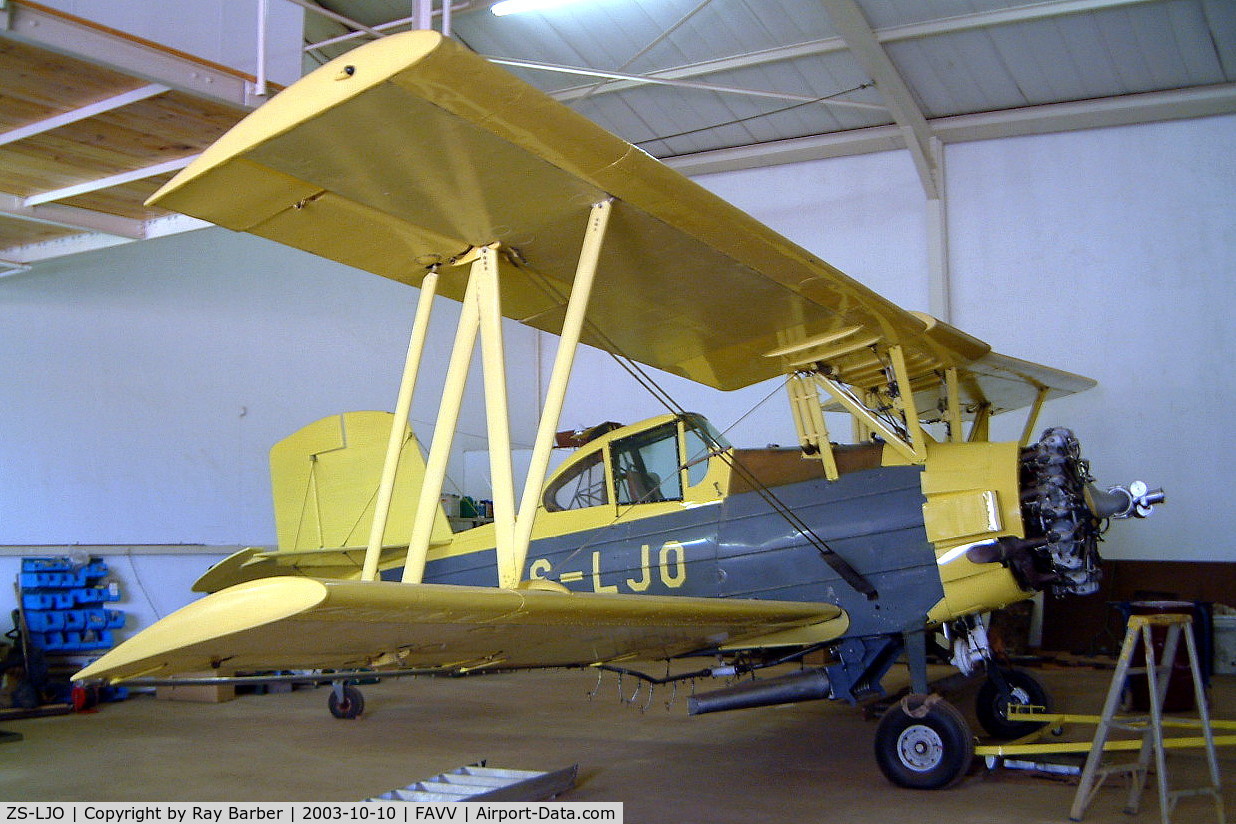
xmin=946 ymin=615 xmax=1055 ymax=739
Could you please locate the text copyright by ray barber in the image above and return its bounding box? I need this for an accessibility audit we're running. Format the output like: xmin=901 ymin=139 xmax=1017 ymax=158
xmin=2 ymin=804 xmax=622 ymax=823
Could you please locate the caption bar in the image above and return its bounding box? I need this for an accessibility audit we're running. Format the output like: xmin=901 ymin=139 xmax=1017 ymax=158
xmin=1 ymin=804 xmax=622 ymax=824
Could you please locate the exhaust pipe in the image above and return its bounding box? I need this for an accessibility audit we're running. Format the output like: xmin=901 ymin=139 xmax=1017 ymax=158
xmin=688 ymin=669 xmax=831 ymax=716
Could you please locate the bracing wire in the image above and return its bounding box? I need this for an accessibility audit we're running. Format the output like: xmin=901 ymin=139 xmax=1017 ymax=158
xmin=504 ymin=252 xmax=878 ymax=598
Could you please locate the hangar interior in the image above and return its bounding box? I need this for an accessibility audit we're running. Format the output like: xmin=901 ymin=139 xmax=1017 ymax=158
xmin=0 ymin=0 xmax=1234 ymax=815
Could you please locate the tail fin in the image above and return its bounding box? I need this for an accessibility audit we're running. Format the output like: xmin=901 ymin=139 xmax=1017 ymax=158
xmin=271 ymin=410 xmax=452 ymax=552
xmin=194 ymin=411 xmax=453 ymax=592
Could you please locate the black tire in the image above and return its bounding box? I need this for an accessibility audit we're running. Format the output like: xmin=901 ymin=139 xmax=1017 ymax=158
xmin=328 ymin=684 xmax=365 ymax=719
xmin=874 ymin=696 xmax=974 ymax=790
xmin=975 ymin=667 xmax=1052 ymax=739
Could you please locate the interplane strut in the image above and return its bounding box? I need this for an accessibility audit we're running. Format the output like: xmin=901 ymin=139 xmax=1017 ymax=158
xmin=359 ymin=202 xmax=613 ymax=589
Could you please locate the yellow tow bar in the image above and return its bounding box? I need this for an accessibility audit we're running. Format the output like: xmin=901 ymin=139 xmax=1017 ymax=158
xmin=974 ymin=708 xmax=1236 ymax=758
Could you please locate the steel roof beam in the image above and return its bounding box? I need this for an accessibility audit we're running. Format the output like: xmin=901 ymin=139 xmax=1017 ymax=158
xmin=820 ymin=0 xmax=939 ymax=198
xmin=0 ymin=231 xmax=133 ymax=266
xmin=299 ymin=0 xmax=878 ymax=110
xmin=0 ymin=258 xmax=32 ymax=277
xmin=0 ymin=192 xmax=146 ymax=238
xmin=549 ymin=0 xmax=1158 ymax=105
xmin=0 ymin=212 xmax=210 ymax=266
xmin=487 ymin=56 xmax=882 ymax=107
xmin=283 ymin=0 xmax=388 ymax=39
xmin=666 ymin=82 xmax=1236 ymax=176
xmin=886 ymin=0 xmax=1160 ymax=42
xmin=298 ymin=0 xmax=1161 ymax=124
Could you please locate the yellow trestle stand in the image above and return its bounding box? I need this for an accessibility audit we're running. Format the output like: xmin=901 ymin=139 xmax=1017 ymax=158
xmin=1069 ymin=612 xmax=1225 ymax=824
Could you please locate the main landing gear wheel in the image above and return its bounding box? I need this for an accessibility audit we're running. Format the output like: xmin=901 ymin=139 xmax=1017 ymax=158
xmin=975 ymin=667 xmax=1052 ymax=739
xmin=874 ymin=695 xmax=974 ymax=790
xmin=328 ymin=684 xmax=365 ymax=719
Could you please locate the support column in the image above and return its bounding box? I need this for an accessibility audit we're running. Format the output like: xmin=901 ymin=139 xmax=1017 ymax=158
xmin=412 ymin=0 xmax=433 ymax=31
xmin=926 ymin=138 xmax=952 ymax=323
xmin=402 ymin=264 xmax=482 ymax=583
xmin=361 ymin=270 xmax=439 ymax=582
xmin=473 ymin=246 xmax=518 ymax=586
xmin=944 ymin=367 xmax=963 ymax=444
xmin=786 ymin=374 xmax=838 ymax=481
xmin=888 ymin=345 xmax=927 ymax=460
xmin=1019 ymin=387 xmax=1049 ymax=447
xmin=508 ymin=201 xmax=612 ymax=588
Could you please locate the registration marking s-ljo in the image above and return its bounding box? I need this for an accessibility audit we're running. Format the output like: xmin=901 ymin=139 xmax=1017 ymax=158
xmin=529 ymin=541 xmax=688 ymax=593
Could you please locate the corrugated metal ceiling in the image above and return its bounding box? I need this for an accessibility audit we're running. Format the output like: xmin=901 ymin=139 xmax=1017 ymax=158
xmin=306 ymin=0 xmax=1235 ymax=164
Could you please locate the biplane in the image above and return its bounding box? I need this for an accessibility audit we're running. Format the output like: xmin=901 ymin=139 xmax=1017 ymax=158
xmin=74 ymin=30 xmax=1163 ymax=790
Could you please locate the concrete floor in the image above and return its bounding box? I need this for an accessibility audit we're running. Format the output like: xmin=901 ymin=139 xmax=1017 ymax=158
xmin=2 ymin=664 xmax=1233 ymax=823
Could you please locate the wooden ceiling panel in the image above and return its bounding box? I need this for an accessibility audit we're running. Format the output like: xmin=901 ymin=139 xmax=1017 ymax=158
xmin=101 ymin=92 xmax=245 ymax=148
xmin=0 ymin=5 xmax=254 ymax=265
xmin=0 ymin=144 xmax=84 ymax=196
xmin=59 ymin=175 xmax=179 ymax=220
xmin=0 ymin=214 xmax=76 ymax=249
xmin=0 ymin=39 xmax=144 ymax=126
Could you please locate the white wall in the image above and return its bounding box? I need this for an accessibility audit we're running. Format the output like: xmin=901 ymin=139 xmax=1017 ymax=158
xmin=0 ymin=227 xmax=541 ymax=548
xmin=681 ymin=114 xmax=1234 ymax=564
xmin=946 ymin=115 xmax=1236 ymax=563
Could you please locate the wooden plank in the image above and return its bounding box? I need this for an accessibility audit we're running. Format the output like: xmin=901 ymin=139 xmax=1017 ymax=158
xmin=0 ymin=214 xmax=77 ymax=247
xmin=0 ymin=40 xmax=142 ymax=121
xmin=59 ymin=176 xmax=178 ymax=219
xmin=0 ymin=34 xmax=248 ymax=251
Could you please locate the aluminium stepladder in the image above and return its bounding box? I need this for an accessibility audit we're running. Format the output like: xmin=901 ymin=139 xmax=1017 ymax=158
xmin=1070 ymin=612 xmax=1225 ymax=824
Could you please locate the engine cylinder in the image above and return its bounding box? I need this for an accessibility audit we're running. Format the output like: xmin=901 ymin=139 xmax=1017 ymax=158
xmin=1018 ymin=427 xmax=1103 ymax=596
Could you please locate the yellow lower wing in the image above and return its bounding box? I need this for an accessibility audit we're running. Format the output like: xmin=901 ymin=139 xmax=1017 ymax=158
xmin=75 ymin=578 xmax=847 ymax=683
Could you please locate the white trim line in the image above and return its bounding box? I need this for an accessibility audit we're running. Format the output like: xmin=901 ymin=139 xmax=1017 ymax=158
xmin=0 ymin=83 xmax=169 ymax=148
xmin=24 ymin=155 xmax=198 ymax=206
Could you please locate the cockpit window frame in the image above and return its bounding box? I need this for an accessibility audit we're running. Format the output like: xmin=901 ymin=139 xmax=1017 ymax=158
xmin=610 ymin=421 xmax=684 ymax=506
xmin=538 ymin=413 xmax=731 ymax=516
xmin=541 ymin=447 xmax=610 ymax=513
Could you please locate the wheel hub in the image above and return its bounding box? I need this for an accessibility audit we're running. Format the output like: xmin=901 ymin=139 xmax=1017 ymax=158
xmin=896 ymin=724 xmax=944 ymax=772
xmin=995 ymin=685 xmax=1032 ymax=721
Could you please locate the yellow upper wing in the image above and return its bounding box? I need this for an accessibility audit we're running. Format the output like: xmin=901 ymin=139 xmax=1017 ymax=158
xmin=146 ymin=30 xmax=1091 ymax=404
xmin=74 ymin=577 xmax=847 ymax=683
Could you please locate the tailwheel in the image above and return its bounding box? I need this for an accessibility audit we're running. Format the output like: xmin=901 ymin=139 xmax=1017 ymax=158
xmin=975 ymin=667 xmax=1052 ymax=739
xmin=328 ymin=683 xmax=365 ymax=719
xmin=874 ymin=695 xmax=974 ymax=789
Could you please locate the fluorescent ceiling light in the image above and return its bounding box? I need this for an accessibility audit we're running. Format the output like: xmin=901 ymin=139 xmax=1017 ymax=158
xmin=491 ymin=0 xmax=589 ymax=16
